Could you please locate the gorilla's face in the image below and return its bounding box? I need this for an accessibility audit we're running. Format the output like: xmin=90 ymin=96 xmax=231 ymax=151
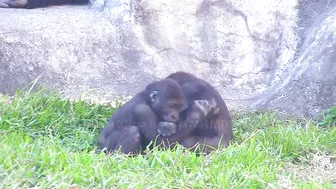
xmin=149 ymin=80 xmax=186 ymax=123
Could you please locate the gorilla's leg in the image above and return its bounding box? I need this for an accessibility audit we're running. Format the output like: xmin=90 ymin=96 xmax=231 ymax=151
xmin=0 ymin=0 xmax=27 ymax=8
xmin=102 ymin=126 xmax=141 ymax=155
xmin=180 ymin=136 xmax=222 ymax=154
xmin=181 ymin=115 xmax=232 ymax=154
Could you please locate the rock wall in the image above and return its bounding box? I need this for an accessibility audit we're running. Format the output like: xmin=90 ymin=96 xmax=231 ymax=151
xmin=250 ymin=2 xmax=336 ymax=117
xmin=91 ymin=0 xmax=299 ymax=99
xmin=0 ymin=0 xmax=335 ymax=119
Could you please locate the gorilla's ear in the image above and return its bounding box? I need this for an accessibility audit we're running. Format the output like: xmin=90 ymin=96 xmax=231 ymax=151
xmin=150 ymin=91 xmax=158 ymax=103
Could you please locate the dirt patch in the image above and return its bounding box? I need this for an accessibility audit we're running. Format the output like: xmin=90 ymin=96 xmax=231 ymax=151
xmin=0 ymin=93 xmax=12 ymax=104
xmin=283 ymin=154 xmax=336 ymax=187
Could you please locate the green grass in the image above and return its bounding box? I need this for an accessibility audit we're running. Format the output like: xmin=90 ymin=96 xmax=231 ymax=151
xmin=319 ymin=106 xmax=336 ymax=127
xmin=0 ymin=89 xmax=335 ymax=188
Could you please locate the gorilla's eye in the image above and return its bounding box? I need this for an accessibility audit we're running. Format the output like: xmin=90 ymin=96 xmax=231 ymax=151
xmin=169 ymin=103 xmax=177 ymax=108
xmin=170 ymin=103 xmax=183 ymax=109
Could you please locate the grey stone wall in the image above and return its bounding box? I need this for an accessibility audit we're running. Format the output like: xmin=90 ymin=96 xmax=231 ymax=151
xmin=0 ymin=0 xmax=335 ymax=119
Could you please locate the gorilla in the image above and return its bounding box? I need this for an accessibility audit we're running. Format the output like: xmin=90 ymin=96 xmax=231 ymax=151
xmin=98 ymin=71 xmax=232 ymax=155
xmin=158 ymin=71 xmax=233 ymax=153
xmin=98 ymin=78 xmax=187 ymax=155
xmin=0 ymin=0 xmax=88 ymax=9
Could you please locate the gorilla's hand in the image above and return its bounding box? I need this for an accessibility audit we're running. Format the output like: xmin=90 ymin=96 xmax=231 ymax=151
xmin=157 ymin=121 xmax=177 ymax=137
xmin=194 ymin=100 xmax=212 ymax=115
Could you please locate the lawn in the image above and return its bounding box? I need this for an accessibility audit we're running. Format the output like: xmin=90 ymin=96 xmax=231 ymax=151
xmin=0 ymin=88 xmax=335 ymax=188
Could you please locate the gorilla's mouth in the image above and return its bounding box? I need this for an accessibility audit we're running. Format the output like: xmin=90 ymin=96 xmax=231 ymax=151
xmin=162 ymin=115 xmax=178 ymax=123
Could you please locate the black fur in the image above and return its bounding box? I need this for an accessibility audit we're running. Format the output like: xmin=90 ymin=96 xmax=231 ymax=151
xmin=98 ymin=78 xmax=186 ymax=155
xmin=162 ymin=71 xmax=233 ymax=153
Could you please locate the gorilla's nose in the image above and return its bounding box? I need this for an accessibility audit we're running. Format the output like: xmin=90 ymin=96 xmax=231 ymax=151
xmin=170 ymin=114 xmax=178 ymax=121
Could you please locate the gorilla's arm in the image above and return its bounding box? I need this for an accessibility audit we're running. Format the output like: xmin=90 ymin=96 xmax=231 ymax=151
xmin=133 ymin=103 xmax=162 ymax=141
xmin=181 ymin=99 xmax=213 ymax=128
xmin=133 ymin=103 xmax=182 ymax=148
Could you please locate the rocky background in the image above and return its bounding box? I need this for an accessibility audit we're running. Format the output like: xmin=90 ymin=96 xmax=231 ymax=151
xmin=0 ymin=0 xmax=335 ymax=119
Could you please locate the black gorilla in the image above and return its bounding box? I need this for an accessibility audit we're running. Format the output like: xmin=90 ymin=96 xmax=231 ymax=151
xmin=158 ymin=71 xmax=233 ymax=153
xmin=98 ymin=78 xmax=186 ymax=155
xmin=99 ymin=72 xmax=233 ymax=155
